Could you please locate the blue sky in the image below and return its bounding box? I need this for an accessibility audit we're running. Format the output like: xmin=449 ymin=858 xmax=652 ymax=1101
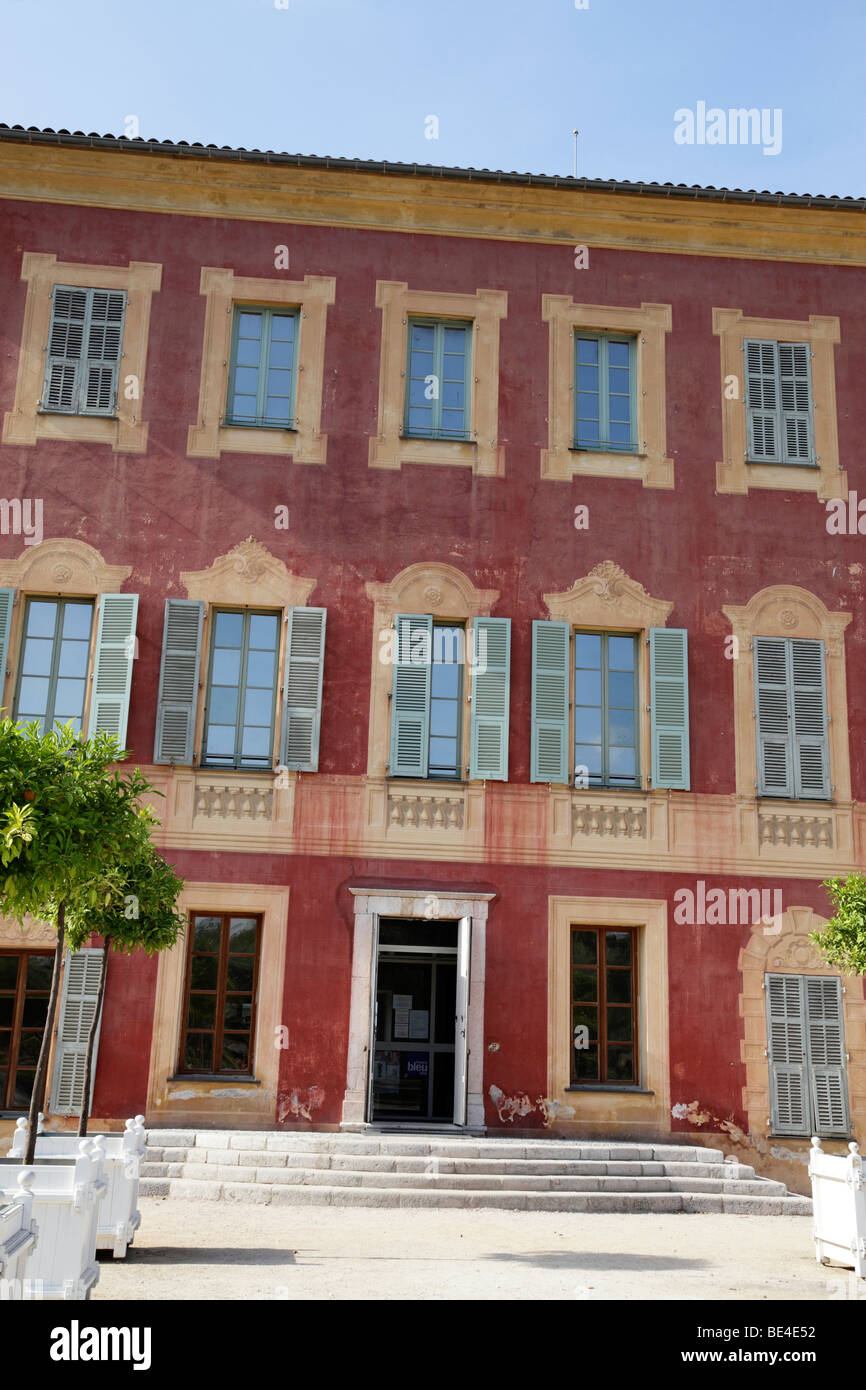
xmin=3 ymin=0 xmax=864 ymax=196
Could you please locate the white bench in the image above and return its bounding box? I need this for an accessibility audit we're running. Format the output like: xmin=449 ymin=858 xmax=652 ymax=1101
xmin=0 ymin=1144 xmax=106 ymax=1300
xmin=10 ymin=1116 xmax=145 ymax=1258
xmin=0 ymin=1170 xmax=39 ymax=1299
xmin=809 ymin=1136 xmax=866 ymax=1277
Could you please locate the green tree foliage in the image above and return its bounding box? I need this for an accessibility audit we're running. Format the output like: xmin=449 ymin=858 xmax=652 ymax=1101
xmin=810 ymin=872 xmax=866 ymax=975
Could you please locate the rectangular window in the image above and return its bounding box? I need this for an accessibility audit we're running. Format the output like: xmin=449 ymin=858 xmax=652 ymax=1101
xmin=13 ymin=597 xmax=94 ymax=735
xmin=404 ymin=319 xmax=472 ymax=441
xmin=574 ymin=632 xmax=639 ymax=788
xmin=225 ymin=307 xmax=299 ymax=428
xmin=766 ymin=973 xmax=848 ymax=1137
xmin=0 ymin=952 xmax=53 ymax=1109
xmin=745 ymin=339 xmax=814 ymax=465
xmin=428 ymin=624 xmax=464 ymax=780
xmin=571 ymin=928 xmax=637 ymax=1085
xmin=41 ymin=286 xmax=126 ymax=416
xmin=201 ymin=609 xmax=280 ymax=770
xmin=179 ymin=913 xmax=262 ymax=1075
xmin=754 ymin=636 xmax=829 ymax=799
xmin=574 ymin=333 xmax=637 ymax=452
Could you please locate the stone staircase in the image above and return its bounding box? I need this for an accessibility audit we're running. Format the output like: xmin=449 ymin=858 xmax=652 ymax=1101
xmin=140 ymin=1131 xmax=812 ymax=1214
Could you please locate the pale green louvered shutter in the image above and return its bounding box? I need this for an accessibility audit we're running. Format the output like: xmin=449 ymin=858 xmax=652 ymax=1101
xmin=805 ymin=976 xmax=849 ymax=1136
xmin=791 ymin=639 xmax=829 ymax=799
xmin=766 ymin=973 xmax=809 ymax=1135
xmin=280 ymin=607 xmax=327 ymax=771
xmin=469 ymin=617 xmax=510 ymax=781
xmin=0 ymin=588 xmax=15 ymax=715
xmin=779 ymin=343 xmax=814 ymax=464
xmin=649 ymin=628 xmax=690 ymax=790
xmin=153 ymin=599 xmax=204 ymax=764
xmin=531 ymin=620 xmax=569 ymax=784
xmin=754 ymin=636 xmax=793 ymax=797
xmin=389 ymin=614 xmax=433 ymax=778
xmin=745 ymin=339 xmax=781 ymax=462
xmin=48 ymin=949 xmax=105 ymax=1116
xmin=42 ymin=287 xmax=126 ymax=415
xmin=87 ymin=592 xmax=139 ymax=747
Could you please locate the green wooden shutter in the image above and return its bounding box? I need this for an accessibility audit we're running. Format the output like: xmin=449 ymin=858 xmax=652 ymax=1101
xmin=530 ymin=620 xmax=569 ymax=784
xmin=280 ymin=606 xmax=327 ymax=771
xmin=87 ymin=592 xmax=139 ymax=747
xmin=469 ymin=616 xmax=510 ymax=781
xmin=744 ymin=339 xmax=781 ymax=462
xmin=766 ymin=973 xmax=809 ymax=1135
xmin=805 ymin=976 xmax=849 ymax=1137
xmin=0 ymin=587 xmax=15 ymax=715
xmin=48 ymin=949 xmax=105 ymax=1117
xmin=389 ymin=614 xmax=432 ymax=778
xmin=779 ymin=343 xmax=813 ymax=464
xmin=754 ymin=636 xmax=793 ymax=797
xmin=649 ymin=628 xmax=690 ymax=790
xmin=153 ymin=598 xmax=204 ymax=764
xmin=43 ymin=287 xmax=88 ymax=412
xmin=791 ymin=639 xmax=829 ymax=799
xmin=81 ymin=289 xmax=126 ymax=414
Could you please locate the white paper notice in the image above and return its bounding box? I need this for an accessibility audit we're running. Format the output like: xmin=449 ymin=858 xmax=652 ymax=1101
xmin=394 ymin=1008 xmax=410 ymax=1039
xmin=409 ymin=1010 xmax=429 ymax=1039
xmin=393 ymin=995 xmax=413 ymax=1009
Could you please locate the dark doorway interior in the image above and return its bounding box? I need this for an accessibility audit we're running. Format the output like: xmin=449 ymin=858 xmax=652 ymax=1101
xmin=372 ymin=920 xmax=457 ymax=1122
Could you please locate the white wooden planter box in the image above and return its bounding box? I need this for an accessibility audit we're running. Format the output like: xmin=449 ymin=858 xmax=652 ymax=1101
xmin=0 ymin=1171 xmax=39 ymax=1298
xmin=0 ymin=1145 xmax=106 ymax=1300
xmin=809 ymin=1137 xmax=866 ymax=1277
xmin=9 ymin=1116 xmax=145 ymax=1258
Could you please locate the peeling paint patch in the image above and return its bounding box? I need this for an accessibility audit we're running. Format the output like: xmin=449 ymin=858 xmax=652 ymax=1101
xmin=208 ymin=1089 xmax=253 ymax=1098
xmin=167 ymin=1090 xmax=200 ymax=1100
xmin=537 ymin=1097 xmax=576 ymax=1127
xmin=278 ymin=1085 xmax=325 ymax=1123
xmin=488 ymin=1084 xmax=534 ymax=1123
xmin=770 ymin=1145 xmax=810 ymax=1166
xmin=671 ymin=1100 xmax=712 ymax=1125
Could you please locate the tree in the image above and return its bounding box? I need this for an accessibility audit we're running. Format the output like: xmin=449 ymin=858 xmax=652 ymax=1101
xmin=0 ymin=718 xmax=171 ymax=1163
xmin=64 ymin=841 xmax=186 ymax=1136
xmin=810 ymin=872 xmax=866 ymax=975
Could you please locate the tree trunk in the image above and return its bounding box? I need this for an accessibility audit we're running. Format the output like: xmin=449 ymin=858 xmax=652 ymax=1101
xmin=77 ymin=936 xmax=110 ymax=1138
xmin=24 ymin=902 xmax=66 ymax=1165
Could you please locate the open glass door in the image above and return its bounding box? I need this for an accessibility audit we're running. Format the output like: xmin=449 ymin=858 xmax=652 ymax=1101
xmin=453 ymin=915 xmax=471 ymax=1125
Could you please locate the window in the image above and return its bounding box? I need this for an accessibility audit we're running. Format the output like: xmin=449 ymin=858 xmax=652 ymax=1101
xmin=574 ymin=632 xmax=639 ymax=788
xmin=574 ymin=333 xmax=636 ymax=452
xmin=571 ymin=928 xmax=637 ymax=1085
xmin=388 ymin=613 xmax=511 ymax=782
xmin=754 ymin=636 xmax=829 ymax=799
xmin=745 ymin=339 xmax=814 ymax=465
xmin=0 ymin=952 xmax=52 ymax=1110
xmin=201 ymin=610 xmax=280 ymax=770
xmin=225 ymin=307 xmax=299 ymax=428
xmin=404 ymin=320 xmax=472 ymax=441
xmin=41 ymin=287 xmax=126 ymax=416
xmin=13 ymin=597 xmax=94 ymax=735
xmin=766 ymin=973 xmax=848 ymax=1137
xmin=179 ymin=913 xmax=262 ymax=1075
xmin=531 ymin=620 xmax=689 ymax=790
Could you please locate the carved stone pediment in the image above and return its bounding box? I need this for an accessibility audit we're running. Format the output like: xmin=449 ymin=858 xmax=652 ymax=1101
xmin=366 ymin=562 xmax=499 ymax=620
xmin=181 ymin=539 xmax=317 ymax=608
xmin=544 ymin=562 xmax=673 ymax=629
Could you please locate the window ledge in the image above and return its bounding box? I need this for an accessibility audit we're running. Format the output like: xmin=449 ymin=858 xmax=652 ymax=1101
xmin=222 ymin=421 xmax=297 ymax=432
xmin=400 ymin=433 xmax=475 ymax=445
xmin=570 ymin=444 xmax=641 ymax=457
xmin=38 ymin=408 xmax=118 ymax=420
xmin=746 ymin=458 xmax=818 ymax=469
xmin=168 ymin=1074 xmax=261 ymax=1085
xmin=565 ymin=1085 xmax=654 ymax=1094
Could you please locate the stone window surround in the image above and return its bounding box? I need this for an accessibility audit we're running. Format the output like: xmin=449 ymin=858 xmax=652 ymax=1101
xmin=543 ymin=562 xmax=674 ymax=791
xmin=547 ymin=895 xmax=670 ymax=1134
xmin=178 ymin=539 xmax=318 ymax=772
xmin=364 ymin=561 xmax=500 ymax=781
xmin=738 ymin=905 xmax=865 ymax=1142
xmin=341 ymin=889 xmax=494 ymax=1129
xmin=369 ymin=280 xmax=508 ymax=476
xmin=713 ymin=308 xmax=845 ymax=499
xmin=187 ymin=268 xmax=336 ymax=464
xmin=145 ymin=882 xmax=289 ymax=1126
xmin=722 ymin=584 xmax=853 ymax=805
xmin=0 ymin=538 xmax=132 ymax=733
xmin=541 ymin=297 xmax=673 ymax=488
xmin=2 ymin=252 xmax=162 ymax=454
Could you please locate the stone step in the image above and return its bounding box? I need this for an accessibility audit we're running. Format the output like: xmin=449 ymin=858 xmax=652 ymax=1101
xmin=144 ymin=1176 xmax=812 ymax=1215
xmin=169 ymin=1162 xmax=789 ymax=1196
xmin=170 ymin=1150 xmax=754 ymax=1179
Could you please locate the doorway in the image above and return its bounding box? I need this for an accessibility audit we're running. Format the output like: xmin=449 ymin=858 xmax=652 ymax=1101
xmin=370 ymin=918 xmax=464 ymax=1124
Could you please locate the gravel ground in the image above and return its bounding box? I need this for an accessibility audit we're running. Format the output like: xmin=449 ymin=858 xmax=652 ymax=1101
xmin=90 ymin=1197 xmax=853 ymax=1301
